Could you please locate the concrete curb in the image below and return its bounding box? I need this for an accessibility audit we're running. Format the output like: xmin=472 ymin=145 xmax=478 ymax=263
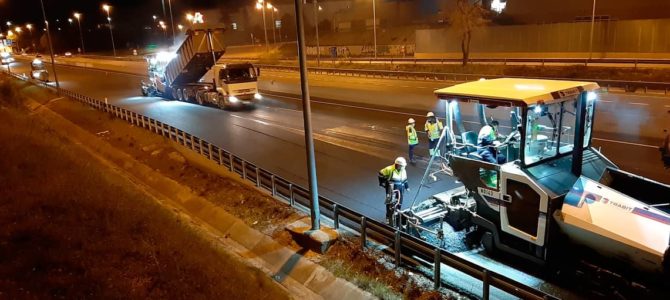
xmin=23 ymin=97 xmax=376 ymax=300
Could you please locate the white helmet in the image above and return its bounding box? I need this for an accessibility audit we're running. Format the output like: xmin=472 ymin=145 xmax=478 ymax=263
xmin=395 ymin=157 xmax=407 ymax=167
xmin=408 ymin=118 xmax=415 ymax=124
xmin=426 ymin=112 xmax=435 ymax=117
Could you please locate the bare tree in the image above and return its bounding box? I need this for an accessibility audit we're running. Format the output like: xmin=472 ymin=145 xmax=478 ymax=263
xmin=449 ymin=0 xmax=489 ymax=66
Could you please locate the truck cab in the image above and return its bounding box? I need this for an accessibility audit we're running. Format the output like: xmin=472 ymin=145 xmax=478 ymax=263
xmin=212 ymin=63 xmax=262 ymax=107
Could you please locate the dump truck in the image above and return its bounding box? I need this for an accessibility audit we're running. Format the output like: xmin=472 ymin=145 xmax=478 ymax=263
xmin=141 ymin=28 xmax=262 ymax=109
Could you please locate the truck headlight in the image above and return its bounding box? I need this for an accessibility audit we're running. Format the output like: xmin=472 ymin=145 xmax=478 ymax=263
xmin=228 ymin=96 xmax=239 ymax=103
xmin=254 ymin=93 xmax=262 ymax=100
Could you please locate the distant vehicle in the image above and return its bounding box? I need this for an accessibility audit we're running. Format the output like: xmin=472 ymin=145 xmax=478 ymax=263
xmin=0 ymin=52 xmax=14 ymax=65
xmin=140 ymin=28 xmax=262 ymax=109
xmin=30 ymin=58 xmax=49 ymax=81
xmin=64 ymin=52 xmax=72 ymax=57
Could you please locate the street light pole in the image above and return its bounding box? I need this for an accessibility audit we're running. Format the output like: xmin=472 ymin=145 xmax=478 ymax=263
xmin=372 ymin=0 xmax=377 ymax=58
xmin=38 ymin=0 xmax=60 ymax=93
xmin=73 ymin=13 xmax=85 ymax=54
xmin=270 ymin=6 xmax=277 ymax=44
xmin=26 ymin=24 xmax=34 ymax=52
xmin=588 ymin=0 xmax=597 ymax=60
xmin=293 ymin=0 xmax=321 ymax=231
xmin=167 ymin=0 xmax=175 ymax=46
xmin=103 ymin=4 xmax=116 ymax=57
xmin=313 ymin=0 xmax=320 ymax=66
xmin=261 ymin=1 xmax=269 ymax=52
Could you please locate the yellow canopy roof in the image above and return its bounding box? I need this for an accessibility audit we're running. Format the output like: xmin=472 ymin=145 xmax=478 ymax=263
xmin=434 ymin=78 xmax=599 ymax=107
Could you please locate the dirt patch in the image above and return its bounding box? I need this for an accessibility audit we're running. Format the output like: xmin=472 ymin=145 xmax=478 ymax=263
xmin=0 ymin=78 xmax=290 ymax=299
xmin=13 ymin=76 xmax=463 ymax=299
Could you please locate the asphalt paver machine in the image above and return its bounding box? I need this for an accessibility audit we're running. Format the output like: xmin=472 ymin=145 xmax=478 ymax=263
xmin=398 ymin=78 xmax=670 ymax=278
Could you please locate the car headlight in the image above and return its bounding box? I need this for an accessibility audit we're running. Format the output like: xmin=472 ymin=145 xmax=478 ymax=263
xmin=228 ymin=96 xmax=239 ymax=103
xmin=254 ymin=93 xmax=262 ymax=100
xmin=32 ymin=71 xmax=41 ymax=78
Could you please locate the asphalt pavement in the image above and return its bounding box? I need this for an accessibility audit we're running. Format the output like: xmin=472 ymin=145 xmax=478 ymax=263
xmin=6 ymin=57 xmax=669 ymax=299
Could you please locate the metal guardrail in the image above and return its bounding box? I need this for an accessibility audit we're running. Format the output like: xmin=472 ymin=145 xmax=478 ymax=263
xmin=227 ymin=56 xmax=670 ymax=67
xmin=257 ymin=64 xmax=670 ymax=95
xmin=2 ymin=70 xmax=559 ymax=300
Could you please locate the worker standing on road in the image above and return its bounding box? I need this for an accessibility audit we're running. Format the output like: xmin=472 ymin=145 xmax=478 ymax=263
xmin=406 ymin=118 xmax=419 ymax=164
xmin=424 ymin=112 xmax=443 ymax=157
xmin=378 ymin=157 xmax=409 ymax=223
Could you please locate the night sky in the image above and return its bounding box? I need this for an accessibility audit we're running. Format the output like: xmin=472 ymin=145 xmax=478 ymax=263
xmin=0 ymin=0 xmax=244 ymax=28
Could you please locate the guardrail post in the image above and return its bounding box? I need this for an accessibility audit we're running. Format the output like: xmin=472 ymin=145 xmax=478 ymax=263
xmin=228 ymin=153 xmax=234 ymax=172
xmin=208 ymin=144 xmax=213 ymax=160
xmin=394 ymin=230 xmax=401 ymax=267
xmin=255 ymin=167 xmax=261 ymax=187
xmin=181 ymin=131 xmax=187 ymax=146
xmin=242 ymin=161 xmax=247 ymax=179
xmin=288 ymin=184 xmax=294 ymax=206
xmin=218 ymin=148 xmax=223 ymax=165
xmin=190 ymin=136 xmax=196 ymax=151
xmin=270 ymin=175 xmax=276 ymax=196
xmin=198 ymin=139 xmax=203 ymax=154
xmin=482 ymin=269 xmax=490 ymax=300
xmin=360 ymin=216 xmax=367 ymax=249
xmin=141 ymin=116 xmax=146 ymax=128
xmin=434 ymin=247 xmax=441 ymax=290
xmin=333 ymin=204 xmax=339 ymax=229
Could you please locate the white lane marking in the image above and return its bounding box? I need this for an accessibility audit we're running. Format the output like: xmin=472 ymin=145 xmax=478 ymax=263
xmin=599 ymin=100 xmax=613 ymax=103
xmin=592 ymin=137 xmax=658 ymax=149
xmin=629 ymin=102 xmax=649 ymax=106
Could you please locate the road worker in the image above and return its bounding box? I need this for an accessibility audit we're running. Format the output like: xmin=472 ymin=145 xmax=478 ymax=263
xmin=406 ymin=118 xmax=419 ymax=164
xmin=477 ymin=120 xmax=506 ymax=164
xmin=378 ymin=157 xmax=409 ymax=222
xmin=424 ymin=112 xmax=443 ymax=157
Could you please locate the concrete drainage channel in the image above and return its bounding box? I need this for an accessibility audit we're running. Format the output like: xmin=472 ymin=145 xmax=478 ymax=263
xmin=2 ymin=70 xmax=559 ymax=300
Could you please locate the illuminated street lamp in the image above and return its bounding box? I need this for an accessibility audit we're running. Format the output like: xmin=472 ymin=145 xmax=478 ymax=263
xmin=68 ymin=18 xmax=73 ymax=24
xmin=186 ymin=13 xmax=194 ymax=23
xmin=25 ymin=24 xmax=35 ymax=52
xmin=255 ymin=0 xmax=269 ymax=52
xmin=267 ymin=3 xmax=276 ymax=44
xmin=73 ymin=12 xmax=85 ymax=54
xmin=313 ymin=0 xmax=321 ymax=65
xmin=15 ymin=27 xmax=21 ymax=33
xmin=102 ymin=4 xmax=116 ymax=56
xmin=177 ymin=24 xmax=184 ymax=31
xmin=153 ymin=15 xmax=157 ymax=21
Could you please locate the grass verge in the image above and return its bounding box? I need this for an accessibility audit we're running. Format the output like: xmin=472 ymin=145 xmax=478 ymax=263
xmin=0 ymin=77 xmax=289 ymax=299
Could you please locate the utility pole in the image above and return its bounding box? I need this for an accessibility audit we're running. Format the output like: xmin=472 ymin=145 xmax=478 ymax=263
xmin=168 ymin=0 xmax=175 ymax=46
xmin=313 ymin=0 xmax=320 ymax=66
xmin=372 ymin=0 xmax=377 ymax=58
xmin=293 ymin=0 xmax=321 ymax=230
xmin=588 ymin=0 xmax=597 ymax=60
xmin=39 ymin=0 xmax=60 ymax=94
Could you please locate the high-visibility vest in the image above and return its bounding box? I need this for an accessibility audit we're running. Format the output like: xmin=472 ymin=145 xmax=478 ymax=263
xmin=406 ymin=125 xmax=418 ymax=145
xmin=380 ymin=165 xmax=407 ymax=182
xmin=425 ymin=120 xmax=443 ymax=140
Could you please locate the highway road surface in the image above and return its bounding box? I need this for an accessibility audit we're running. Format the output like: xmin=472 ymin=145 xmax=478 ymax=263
xmin=6 ymin=57 xmax=670 ymax=299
